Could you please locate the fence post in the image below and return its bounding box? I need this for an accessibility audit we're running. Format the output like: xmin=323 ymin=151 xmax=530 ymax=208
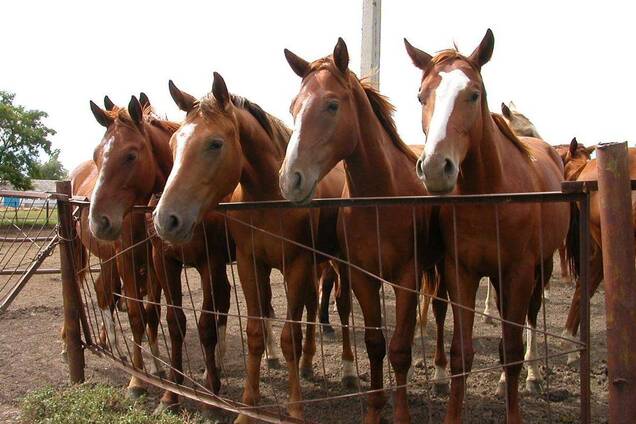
xmin=56 ymin=180 xmax=85 ymax=383
xmin=596 ymin=141 xmax=636 ymax=423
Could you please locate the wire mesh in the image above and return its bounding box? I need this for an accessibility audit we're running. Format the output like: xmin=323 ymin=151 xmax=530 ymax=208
xmin=62 ymin=191 xmax=592 ymax=423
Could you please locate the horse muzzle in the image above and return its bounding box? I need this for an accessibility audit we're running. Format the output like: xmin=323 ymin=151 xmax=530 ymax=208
xmin=152 ymin=207 xmax=196 ymax=244
xmin=416 ymin=153 xmax=458 ymax=195
xmin=279 ymin=168 xmax=317 ymax=205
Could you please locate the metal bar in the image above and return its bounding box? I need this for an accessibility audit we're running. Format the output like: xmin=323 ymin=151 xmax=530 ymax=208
xmin=0 ymin=190 xmax=54 ymax=199
xmin=0 ymin=235 xmax=59 ymax=313
xmin=0 ymin=266 xmax=101 ymax=276
xmin=562 ymin=179 xmax=636 ymax=193
xmin=106 ymin=191 xmax=588 ymax=214
xmin=596 ymin=142 xmax=636 ymax=424
xmin=56 ymin=181 xmax=85 ymax=383
xmin=578 ymin=193 xmax=592 ymax=424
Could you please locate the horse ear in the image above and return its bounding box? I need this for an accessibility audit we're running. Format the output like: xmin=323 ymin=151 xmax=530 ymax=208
xmin=585 ymin=145 xmax=596 ymax=157
xmin=212 ymin=72 xmax=231 ymax=110
xmin=139 ymin=92 xmax=150 ymax=109
xmin=128 ymin=95 xmax=144 ymax=127
xmin=168 ymin=80 xmax=196 ymax=112
xmin=404 ymin=38 xmax=432 ymax=71
xmin=501 ymin=102 xmax=512 ymax=119
xmin=508 ymin=100 xmax=518 ymax=112
xmin=90 ymin=100 xmax=113 ymax=128
xmin=103 ymin=96 xmax=115 ymax=111
xmin=569 ymin=137 xmax=578 ymax=156
xmin=333 ymin=37 xmax=349 ymax=74
xmin=284 ymin=48 xmax=310 ymax=78
xmin=468 ymin=28 xmax=495 ymax=69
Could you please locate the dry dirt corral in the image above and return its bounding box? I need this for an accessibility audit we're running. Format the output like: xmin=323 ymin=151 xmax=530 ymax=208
xmin=0 ymin=240 xmax=609 ymax=423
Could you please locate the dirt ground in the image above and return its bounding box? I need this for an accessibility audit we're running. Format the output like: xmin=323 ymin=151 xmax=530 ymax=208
xmin=0 ymin=237 xmax=609 ymax=423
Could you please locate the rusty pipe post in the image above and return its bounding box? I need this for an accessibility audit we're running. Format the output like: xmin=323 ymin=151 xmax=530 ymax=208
xmin=596 ymin=141 xmax=636 ymax=424
xmin=56 ymin=180 xmax=85 ymax=383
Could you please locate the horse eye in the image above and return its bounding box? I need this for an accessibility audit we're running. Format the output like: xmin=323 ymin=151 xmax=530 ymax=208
xmin=125 ymin=152 xmax=137 ymax=163
xmin=208 ymin=138 xmax=224 ymax=151
xmin=326 ymin=100 xmax=339 ymax=113
xmin=470 ymin=92 xmax=480 ymax=102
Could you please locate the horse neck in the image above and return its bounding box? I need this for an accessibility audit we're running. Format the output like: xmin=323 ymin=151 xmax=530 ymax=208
xmin=236 ymin=108 xmax=284 ymax=200
xmin=343 ymin=84 xmax=415 ymax=197
xmin=457 ymin=105 xmax=508 ymax=194
xmin=143 ymin=122 xmax=174 ymax=197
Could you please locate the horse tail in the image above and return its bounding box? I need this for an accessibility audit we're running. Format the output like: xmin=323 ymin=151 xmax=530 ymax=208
xmin=417 ymin=264 xmax=441 ymax=331
xmin=565 ymin=201 xmax=581 ymax=280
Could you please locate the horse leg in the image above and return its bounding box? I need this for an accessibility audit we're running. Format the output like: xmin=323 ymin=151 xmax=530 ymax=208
xmin=319 ymin=263 xmax=336 ymax=335
xmin=389 ymin=262 xmax=420 ymax=424
xmin=336 ymin=265 xmax=357 ymax=388
xmin=212 ymin=259 xmax=231 ymax=373
xmin=563 ymin=247 xmax=603 ymax=367
xmin=483 ymin=277 xmax=498 ymax=324
xmin=96 ymin=260 xmax=124 ymax=359
xmin=443 ymin=260 xmax=480 ymax=424
xmin=196 ymin=263 xmax=223 ymax=395
xmin=300 ymin=268 xmax=318 ymax=379
xmin=432 ymin=275 xmax=449 ymax=395
xmin=558 ymin=244 xmax=570 ymax=284
xmin=524 ymin=258 xmax=553 ymax=395
xmin=154 ymin=253 xmax=185 ymax=414
xmin=117 ymin=249 xmax=149 ymax=399
xmin=144 ymin=262 xmax=163 ymax=378
xmin=498 ymin=266 xmax=536 ymax=424
xmin=262 ymin=280 xmax=281 ymax=368
xmin=349 ymin=270 xmax=385 ymax=424
xmin=234 ymin=255 xmax=272 ymax=424
xmin=413 ymin=272 xmax=432 ymax=368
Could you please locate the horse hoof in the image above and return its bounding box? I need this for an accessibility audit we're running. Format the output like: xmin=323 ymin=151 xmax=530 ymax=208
xmin=413 ymin=357 xmax=426 ymax=369
xmin=266 ymin=357 xmax=281 ymax=369
xmin=234 ymin=414 xmax=251 ymax=424
xmin=566 ymin=354 xmax=580 ymax=368
xmin=60 ymin=350 xmax=68 ymax=364
xmin=322 ymin=325 xmax=336 ymax=337
xmin=525 ymin=379 xmax=542 ymax=395
xmin=342 ymin=375 xmax=359 ymax=389
xmin=126 ymin=386 xmax=147 ymax=399
xmin=153 ymin=401 xmax=179 ymax=415
xmin=363 ymin=410 xmax=383 ymax=424
xmin=117 ymin=301 xmax=127 ymax=312
xmin=300 ymin=366 xmax=314 ymax=379
xmin=432 ymin=382 xmax=449 ymax=397
xmin=495 ymin=381 xmax=506 ymax=398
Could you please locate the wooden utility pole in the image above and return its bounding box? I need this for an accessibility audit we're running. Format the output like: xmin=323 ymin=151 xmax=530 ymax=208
xmin=361 ymin=0 xmax=381 ymax=88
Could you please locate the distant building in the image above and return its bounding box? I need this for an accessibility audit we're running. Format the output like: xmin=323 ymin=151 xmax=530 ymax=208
xmin=1 ymin=179 xmax=57 ymax=208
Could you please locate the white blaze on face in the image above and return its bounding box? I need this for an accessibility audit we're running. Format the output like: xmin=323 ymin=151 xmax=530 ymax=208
xmin=91 ymin=136 xmax=114 ymax=205
xmin=284 ymin=98 xmax=310 ymax=172
xmin=424 ymin=69 xmax=470 ymax=157
xmin=161 ymin=123 xmax=196 ymax=195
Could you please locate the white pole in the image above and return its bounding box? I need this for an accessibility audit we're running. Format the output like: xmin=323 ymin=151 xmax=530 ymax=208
xmin=361 ymin=0 xmax=381 ymax=88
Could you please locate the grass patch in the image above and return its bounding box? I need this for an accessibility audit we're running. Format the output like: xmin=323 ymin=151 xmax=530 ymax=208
xmin=21 ymin=384 xmax=203 ymax=424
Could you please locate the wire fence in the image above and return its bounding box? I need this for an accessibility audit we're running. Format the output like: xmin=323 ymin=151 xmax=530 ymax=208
xmin=59 ymin=190 xmax=592 ymax=423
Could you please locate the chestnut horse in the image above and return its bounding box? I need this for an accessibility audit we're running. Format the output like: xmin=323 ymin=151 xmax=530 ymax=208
xmin=88 ymin=95 xmax=235 ymax=412
xmin=153 ymin=73 xmax=352 ymax=422
xmin=405 ymin=30 xmax=568 ymax=423
xmin=280 ymin=39 xmax=443 ymax=423
xmin=562 ymin=137 xmax=636 ymax=366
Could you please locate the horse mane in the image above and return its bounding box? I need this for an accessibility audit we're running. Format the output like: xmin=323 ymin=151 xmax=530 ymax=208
xmin=359 ymin=78 xmax=418 ymax=163
xmin=104 ymin=104 xmax=178 ymax=133
xmin=492 ymin=113 xmax=532 ymax=159
xmin=197 ymin=94 xmax=291 ymax=157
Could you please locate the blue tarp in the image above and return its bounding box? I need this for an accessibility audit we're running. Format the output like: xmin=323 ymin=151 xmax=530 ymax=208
xmin=2 ymin=197 xmax=20 ymax=208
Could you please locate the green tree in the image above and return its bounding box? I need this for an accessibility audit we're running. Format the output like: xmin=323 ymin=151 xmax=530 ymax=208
xmin=30 ymin=148 xmax=68 ymax=180
xmin=0 ymin=91 xmax=56 ymax=189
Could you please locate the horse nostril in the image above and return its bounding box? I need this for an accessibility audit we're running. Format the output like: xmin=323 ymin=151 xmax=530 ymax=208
xmin=100 ymin=215 xmax=111 ymax=231
xmin=443 ymin=158 xmax=455 ymax=176
xmin=292 ymin=171 xmax=303 ymax=190
xmin=167 ymin=214 xmax=180 ymax=232
xmin=416 ymin=158 xmax=425 ymax=178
